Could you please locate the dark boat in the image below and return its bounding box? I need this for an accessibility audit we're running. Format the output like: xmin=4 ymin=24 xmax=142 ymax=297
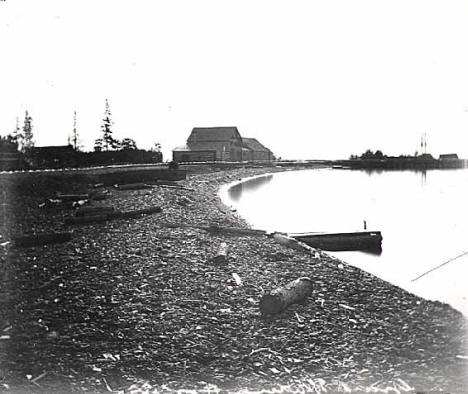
xmin=289 ymin=231 xmax=382 ymax=252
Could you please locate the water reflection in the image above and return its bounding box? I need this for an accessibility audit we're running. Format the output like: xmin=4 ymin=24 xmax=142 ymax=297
xmin=228 ymin=174 xmax=273 ymax=202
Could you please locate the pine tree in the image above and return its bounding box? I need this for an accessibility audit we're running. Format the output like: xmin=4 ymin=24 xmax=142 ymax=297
xmin=100 ymin=99 xmax=119 ymax=151
xmin=22 ymin=111 xmax=34 ymax=151
xmin=94 ymin=138 xmax=103 ymax=152
xmin=71 ymin=111 xmax=81 ymax=151
xmin=120 ymin=138 xmax=137 ymax=150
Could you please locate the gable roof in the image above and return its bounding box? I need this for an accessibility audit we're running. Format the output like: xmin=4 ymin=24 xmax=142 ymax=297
xmin=188 ymin=127 xmax=241 ymax=142
xmin=242 ymin=137 xmax=271 ymax=152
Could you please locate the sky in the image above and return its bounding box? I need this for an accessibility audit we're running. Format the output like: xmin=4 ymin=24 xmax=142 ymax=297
xmin=1 ymin=0 xmax=468 ymax=160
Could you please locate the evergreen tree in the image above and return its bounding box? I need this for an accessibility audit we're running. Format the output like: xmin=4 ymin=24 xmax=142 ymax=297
xmin=94 ymin=138 xmax=103 ymax=152
xmin=71 ymin=110 xmax=81 ymax=151
xmin=22 ymin=111 xmax=34 ymax=151
xmin=120 ymin=138 xmax=137 ymax=150
xmin=100 ymin=99 xmax=119 ymax=151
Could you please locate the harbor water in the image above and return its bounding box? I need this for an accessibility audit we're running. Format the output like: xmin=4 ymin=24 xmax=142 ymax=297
xmin=221 ymin=168 xmax=468 ymax=316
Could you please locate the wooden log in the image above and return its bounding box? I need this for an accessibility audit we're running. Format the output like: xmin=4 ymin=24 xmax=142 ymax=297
xmin=108 ymin=206 xmax=162 ymax=219
xmin=75 ymin=207 xmax=115 ymax=217
xmin=259 ymin=277 xmax=313 ymax=315
xmin=64 ymin=215 xmax=109 ymax=225
xmin=212 ymin=242 xmax=228 ymax=264
xmin=155 ymin=180 xmax=179 ymax=186
xmin=56 ymin=194 xmax=89 ymax=202
xmin=272 ymin=233 xmax=311 ymax=252
xmin=116 ymin=183 xmax=153 ymax=190
xmin=91 ymin=193 xmax=108 ymax=201
xmin=13 ymin=232 xmax=72 ymax=248
xmin=207 ymin=225 xmax=266 ymax=237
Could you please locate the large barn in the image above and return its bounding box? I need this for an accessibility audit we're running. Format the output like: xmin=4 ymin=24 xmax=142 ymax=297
xmin=173 ymin=127 xmax=273 ymax=162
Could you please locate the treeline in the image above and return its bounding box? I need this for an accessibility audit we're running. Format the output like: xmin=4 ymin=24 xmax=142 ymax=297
xmin=349 ymin=149 xmax=386 ymax=160
xmin=0 ymin=100 xmax=163 ymax=170
xmin=350 ymin=149 xmax=437 ymax=161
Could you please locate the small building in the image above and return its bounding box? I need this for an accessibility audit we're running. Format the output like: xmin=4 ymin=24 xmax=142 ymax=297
xmin=242 ymin=137 xmax=274 ymax=161
xmin=0 ymin=151 xmax=21 ymax=171
xmin=172 ymin=145 xmax=217 ymax=163
xmin=30 ymin=145 xmax=77 ymax=168
xmin=0 ymin=137 xmax=21 ymax=171
xmin=439 ymin=153 xmax=463 ymax=168
xmin=439 ymin=153 xmax=459 ymax=161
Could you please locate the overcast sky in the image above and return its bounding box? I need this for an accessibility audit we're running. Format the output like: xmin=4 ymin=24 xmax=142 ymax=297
xmin=1 ymin=0 xmax=468 ymax=160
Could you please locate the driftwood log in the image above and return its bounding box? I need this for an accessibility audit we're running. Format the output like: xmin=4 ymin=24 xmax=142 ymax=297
xmin=272 ymin=233 xmax=314 ymax=252
xmin=75 ymin=207 xmax=115 ymax=217
xmin=90 ymin=193 xmax=108 ymax=201
xmin=155 ymin=180 xmax=179 ymax=186
xmin=109 ymin=206 xmax=162 ymax=219
xmin=65 ymin=215 xmax=109 ymax=225
xmin=56 ymin=194 xmax=89 ymax=202
xmin=116 ymin=183 xmax=153 ymax=190
xmin=212 ymin=242 xmax=228 ymax=264
xmin=259 ymin=277 xmax=313 ymax=315
xmin=207 ymin=225 xmax=266 ymax=237
xmin=66 ymin=207 xmax=162 ymax=225
xmin=13 ymin=232 xmax=72 ymax=248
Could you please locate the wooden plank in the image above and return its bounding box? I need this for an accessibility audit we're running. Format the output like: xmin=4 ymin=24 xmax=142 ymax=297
xmin=56 ymin=194 xmax=89 ymax=201
xmin=75 ymin=207 xmax=115 ymax=217
xmin=13 ymin=232 xmax=72 ymax=247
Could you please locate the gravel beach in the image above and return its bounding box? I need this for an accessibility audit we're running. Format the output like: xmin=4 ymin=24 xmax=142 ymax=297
xmin=0 ymin=165 xmax=467 ymax=393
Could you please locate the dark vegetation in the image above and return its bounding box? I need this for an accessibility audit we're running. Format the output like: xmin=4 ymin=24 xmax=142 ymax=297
xmin=344 ymin=149 xmax=465 ymax=170
xmin=0 ymin=101 xmax=163 ymax=172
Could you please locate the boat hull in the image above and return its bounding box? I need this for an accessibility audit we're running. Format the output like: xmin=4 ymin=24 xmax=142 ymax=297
xmin=290 ymin=231 xmax=382 ymax=252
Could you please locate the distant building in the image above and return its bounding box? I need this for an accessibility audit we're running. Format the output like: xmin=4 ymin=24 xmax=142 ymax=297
xmin=242 ymin=137 xmax=274 ymax=161
xmin=173 ymin=126 xmax=275 ymax=163
xmin=173 ymin=127 xmax=242 ymax=162
xmin=439 ymin=153 xmax=459 ymax=161
xmin=172 ymin=145 xmax=217 ymax=163
xmin=0 ymin=137 xmax=21 ymax=171
xmin=439 ymin=153 xmax=463 ymax=168
xmin=30 ymin=145 xmax=76 ymax=168
xmin=0 ymin=151 xmax=21 ymax=171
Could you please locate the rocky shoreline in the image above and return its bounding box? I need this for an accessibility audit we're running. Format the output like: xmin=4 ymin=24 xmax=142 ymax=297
xmin=0 ymin=166 xmax=467 ymax=393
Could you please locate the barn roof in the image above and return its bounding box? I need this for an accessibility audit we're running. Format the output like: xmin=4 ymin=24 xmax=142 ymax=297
xmin=242 ymin=137 xmax=271 ymax=152
xmin=188 ymin=127 xmax=241 ymax=142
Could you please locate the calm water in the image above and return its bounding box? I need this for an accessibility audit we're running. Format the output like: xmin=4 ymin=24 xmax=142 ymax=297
xmin=221 ymin=168 xmax=468 ymax=316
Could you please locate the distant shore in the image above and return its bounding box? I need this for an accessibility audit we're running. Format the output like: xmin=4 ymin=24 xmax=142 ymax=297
xmin=0 ymin=165 xmax=467 ymax=393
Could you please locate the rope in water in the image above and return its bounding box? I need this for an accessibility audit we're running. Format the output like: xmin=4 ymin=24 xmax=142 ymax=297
xmin=411 ymin=249 xmax=468 ymax=282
